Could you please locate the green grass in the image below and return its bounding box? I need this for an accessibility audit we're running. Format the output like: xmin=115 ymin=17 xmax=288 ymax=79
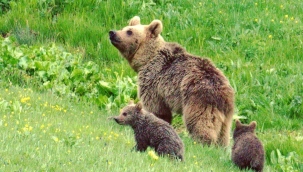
xmin=0 ymin=86 xmax=281 ymax=171
xmin=1 ymin=0 xmax=303 ymax=171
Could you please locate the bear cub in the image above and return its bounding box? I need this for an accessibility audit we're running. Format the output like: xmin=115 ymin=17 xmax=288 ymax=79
xmin=111 ymin=102 xmax=184 ymax=161
xmin=232 ymin=120 xmax=265 ymax=172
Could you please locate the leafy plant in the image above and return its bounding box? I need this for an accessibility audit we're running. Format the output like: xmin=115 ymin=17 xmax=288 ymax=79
xmin=0 ymin=0 xmax=11 ymax=14
xmin=0 ymin=36 xmax=137 ymax=110
xmin=270 ymin=149 xmax=302 ymax=172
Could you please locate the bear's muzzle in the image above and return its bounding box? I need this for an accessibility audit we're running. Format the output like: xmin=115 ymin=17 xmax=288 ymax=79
xmin=109 ymin=30 xmax=120 ymax=45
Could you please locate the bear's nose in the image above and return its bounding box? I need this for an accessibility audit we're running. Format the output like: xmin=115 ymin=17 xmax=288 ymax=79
xmin=109 ymin=30 xmax=116 ymax=38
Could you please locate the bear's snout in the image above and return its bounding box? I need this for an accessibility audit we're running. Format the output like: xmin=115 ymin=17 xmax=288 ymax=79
xmin=113 ymin=117 xmax=123 ymax=124
xmin=109 ymin=30 xmax=119 ymax=43
xmin=109 ymin=30 xmax=115 ymax=37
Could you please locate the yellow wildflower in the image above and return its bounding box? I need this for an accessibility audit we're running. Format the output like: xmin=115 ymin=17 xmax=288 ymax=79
xmin=40 ymin=124 xmax=45 ymax=129
xmin=52 ymin=136 xmax=59 ymax=143
xmin=148 ymin=151 xmax=159 ymax=160
xmin=21 ymin=97 xmax=30 ymax=103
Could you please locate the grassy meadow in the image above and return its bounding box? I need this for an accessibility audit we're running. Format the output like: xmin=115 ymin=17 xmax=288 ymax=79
xmin=1 ymin=0 xmax=303 ymax=171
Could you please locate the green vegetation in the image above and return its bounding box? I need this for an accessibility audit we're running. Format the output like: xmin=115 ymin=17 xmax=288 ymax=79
xmin=0 ymin=37 xmax=137 ymax=110
xmin=1 ymin=0 xmax=302 ymax=171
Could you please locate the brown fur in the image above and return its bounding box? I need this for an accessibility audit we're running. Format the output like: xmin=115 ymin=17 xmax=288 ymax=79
xmin=109 ymin=16 xmax=234 ymax=147
xmin=232 ymin=120 xmax=265 ymax=172
xmin=111 ymin=102 xmax=184 ymax=161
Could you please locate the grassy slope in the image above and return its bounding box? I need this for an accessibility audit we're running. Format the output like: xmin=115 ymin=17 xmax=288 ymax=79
xmin=0 ymin=86 xmax=277 ymax=172
xmin=1 ymin=0 xmax=303 ymax=171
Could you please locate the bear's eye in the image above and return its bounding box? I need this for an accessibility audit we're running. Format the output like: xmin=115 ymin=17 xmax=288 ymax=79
xmin=126 ymin=30 xmax=133 ymax=36
xmin=122 ymin=112 xmax=127 ymax=116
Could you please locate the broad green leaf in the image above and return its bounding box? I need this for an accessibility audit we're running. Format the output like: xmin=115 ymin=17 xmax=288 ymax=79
xmin=18 ymin=56 xmax=30 ymax=69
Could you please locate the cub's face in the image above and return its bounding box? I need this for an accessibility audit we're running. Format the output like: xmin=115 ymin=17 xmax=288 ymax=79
xmin=109 ymin=16 xmax=163 ymax=60
xmin=113 ymin=102 xmax=143 ymax=126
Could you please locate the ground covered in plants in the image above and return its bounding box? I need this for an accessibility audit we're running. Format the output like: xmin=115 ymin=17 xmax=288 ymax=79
xmin=0 ymin=0 xmax=302 ymax=171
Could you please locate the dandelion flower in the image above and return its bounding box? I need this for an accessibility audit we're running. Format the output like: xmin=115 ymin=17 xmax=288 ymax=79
xmin=268 ymin=35 xmax=273 ymax=39
xmin=148 ymin=151 xmax=159 ymax=160
xmin=40 ymin=124 xmax=45 ymax=129
xmin=21 ymin=97 xmax=30 ymax=103
xmin=52 ymin=136 xmax=59 ymax=143
xmin=285 ymin=15 xmax=288 ymax=18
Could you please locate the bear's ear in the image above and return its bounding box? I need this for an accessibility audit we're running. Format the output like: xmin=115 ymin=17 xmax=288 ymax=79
xmin=129 ymin=16 xmax=141 ymax=26
xmin=148 ymin=19 xmax=163 ymax=37
xmin=128 ymin=100 xmax=135 ymax=105
xmin=135 ymin=102 xmax=143 ymax=111
xmin=249 ymin=121 xmax=257 ymax=130
xmin=235 ymin=119 xmax=242 ymax=128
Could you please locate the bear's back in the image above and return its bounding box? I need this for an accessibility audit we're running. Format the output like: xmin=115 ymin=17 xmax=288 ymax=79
xmin=134 ymin=113 xmax=183 ymax=147
xmin=232 ymin=132 xmax=264 ymax=171
xmin=139 ymin=42 xmax=233 ymax=114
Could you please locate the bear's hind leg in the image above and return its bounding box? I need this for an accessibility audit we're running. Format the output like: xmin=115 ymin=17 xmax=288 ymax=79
xmin=217 ymin=111 xmax=233 ymax=147
xmin=183 ymin=104 xmax=223 ymax=146
xmin=156 ymin=141 xmax=183 ymax=160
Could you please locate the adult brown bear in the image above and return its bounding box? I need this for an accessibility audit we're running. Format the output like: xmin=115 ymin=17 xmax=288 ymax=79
xmin=109 ymin=16 xmax=234 ymax=147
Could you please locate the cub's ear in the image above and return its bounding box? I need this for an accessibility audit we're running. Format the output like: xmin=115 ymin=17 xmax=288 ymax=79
xmin=235 ymin=119 xmax=242 ymax=128
xmin=129 ymin=16 xmax=141 ymax=26
xmin=135 ymin=102 xmax=143 ymax=111
xmin=128 ymin=100 xmax=135 ymax=105
xmin=249 ymin=121 xmax=257 ymax=130
xmin=148 ymin=19 xmax=163 ymax=37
